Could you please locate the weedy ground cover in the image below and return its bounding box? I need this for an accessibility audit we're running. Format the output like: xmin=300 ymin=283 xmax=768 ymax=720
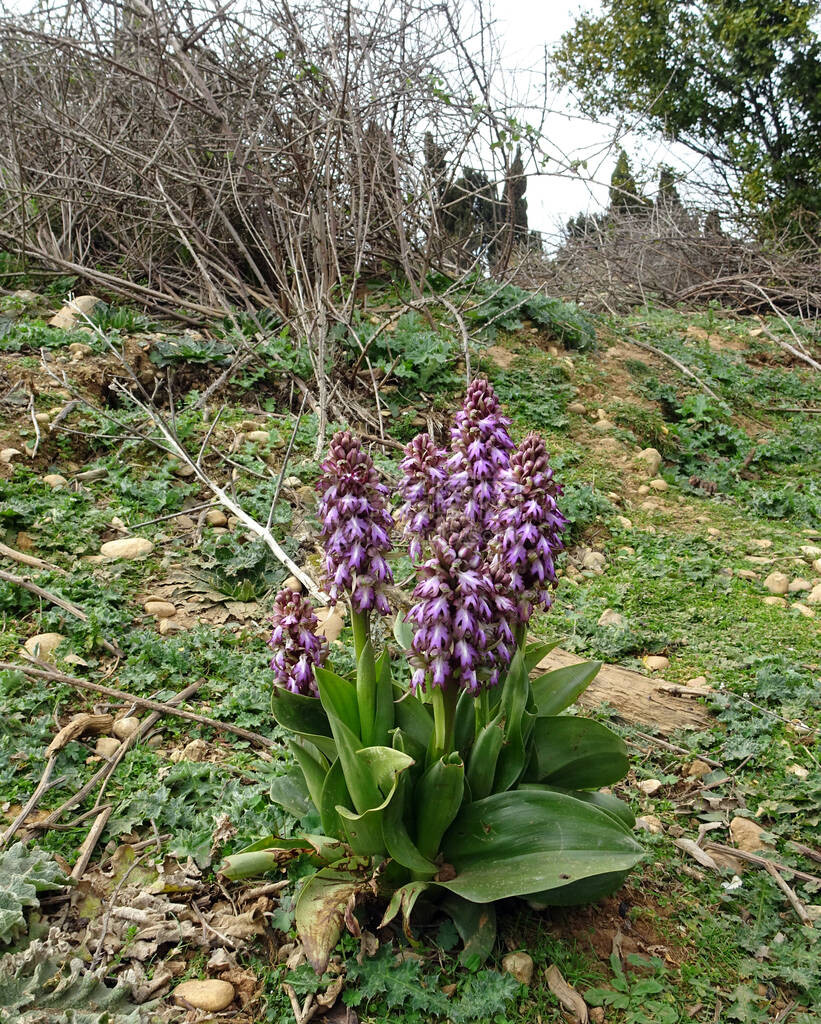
xmin=0 ymin=291 xmax=818 ymax=1023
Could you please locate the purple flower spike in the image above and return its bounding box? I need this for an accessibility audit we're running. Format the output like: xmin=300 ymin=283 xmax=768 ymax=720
xmin=397 ymin=433 xmax=448 ymax=561
xmin=447 ymin=378 xmax=514 ymax=529
xmin=317 ymin=430 xmax=395 ymax=616
xmin=406 ymin=510 xmax=513 ymax=695
xmin=268 ymin=588 xmax=328 ymax=696
xmin=490 ymin=432 xmax=566 ymax=624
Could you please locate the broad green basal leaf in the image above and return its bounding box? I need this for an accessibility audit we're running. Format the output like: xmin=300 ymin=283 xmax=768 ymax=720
xmin=439 ymin=789 xmax=643 ymax=904
xmin=530 ymin=660 xmax=601 ymax=717
xmin=525 ymin=716 xmax=629 ymax=789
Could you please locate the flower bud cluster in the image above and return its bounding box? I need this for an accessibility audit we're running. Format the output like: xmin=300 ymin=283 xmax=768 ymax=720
xmin=397 ymin=433 xmax=448 ymax=561
xmin=268 ymin=588 xmax=328 ymax=696
xmin=317 ymin=430 xmax=394 ymax=615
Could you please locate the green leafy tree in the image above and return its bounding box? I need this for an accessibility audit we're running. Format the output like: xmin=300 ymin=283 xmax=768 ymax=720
xmin=609 ymin=148 xmax=647 ymax=215
xmin=553 ymin=0 xmax=821 ymax=236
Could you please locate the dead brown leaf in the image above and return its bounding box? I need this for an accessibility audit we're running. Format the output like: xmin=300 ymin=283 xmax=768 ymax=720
xmin=545 ymin=964 xmax=589 ymax=1023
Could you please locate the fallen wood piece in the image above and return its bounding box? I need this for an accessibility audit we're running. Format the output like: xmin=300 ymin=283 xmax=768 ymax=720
xmin=764 ymin=861 xmax=813 ymax=926
xmin=788 ymin=841 xmax=821 ymax=866
xmin=45 ymin=713 xmax=114 ymax=756
xmin=674 ymin=838 xmax=720 ymax=871
xmin=70 ymin=806 xmax=113 ymax=880
xmin=1 ymin=568 xmax=123 ymax=657
xmin=0 ymin=662 xmax=274 ymax=748
xmin=702 ymin=842 xmax=821 ymax=886
xmin=0 ymin=541 xmax=66 ymax=575
xmin=534 ymin=648 xmax=713 ymax=733
xmin=545 ymin=964 xmax=588 ymax=1023
xmin=658 ymin=683 xmax=715 ymax=698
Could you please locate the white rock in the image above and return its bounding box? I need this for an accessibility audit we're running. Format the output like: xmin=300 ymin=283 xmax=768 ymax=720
xmin=707 ymin=527 xmax=721 ymax=538
xmin=750 ymin=538 xmax=773 ymax=550
xmin=793 ymin=603 xmax=815 ymax=618
xmin=800 ymin=545 xmax=821 ymax=560
xmin=636 ymin=484 xmax=650 ymax=496
xmin=68 ymin=341 xmax=93 ymax=357
xmin=634 ymin=447 xmax=662 ymax=476
xmin=284 ymin=476 xmax=302 ymax=487
xmin=763 ymin=596 xmax=787 ymax=607
xmin=763 ymin=572 xmax=789 ymax=595
xmin=636 ymin=815 xmax=663 ymax=834
xmin=48 ymin=294 xmax=100 ymax=329
xmin=787 ymin=763 xmax=809 ymax=779
xmin=686 ymin=759 xmax=712 ymax=779
xmin=615 ymin=515 xmax=633 ymax=530
xmin=23 ymin=633 xmax=65 ymax=662
xmin=0 ymin=448 xmax=23 ymax=464
xmin=737 ymin=569 xmax=758 ymax=582
xmin=159 ymin=618 xmax=183 ymax=635
xmin=95 ymin=736 xmax=121 ymax=758
xmin=170 ymin=460 xmax=195 ymax=478
xmin=205 ymin=509 xmax=228 ymax=527
xmin=567 ymin=401 xmax=586 ymax=415
xmin=113 ymin=717 xmax=140 ymax=740
xmin=730 ymin=816 xmax=773 ymax=853
xmin=598 ymin=609 xmax=626 ymax=628
xmin=246 ymin=430 xmax=270 ymax=442
xmin=181 ymin=739 xmax=209 ymax=762
xmin=144 ymin=600 xmax=176 ymax=619
xmin=638 ymin=779 xmax=662 ymax=796
xmin=283 ymin=576 xmax=302 ymax=592
xmin=686 ymin=676 xmax=709 ymax=688
xmin=643 ymin=655 xmax=669 ymax=672
xmin=34 ymin=412 xmax=51 ymax=425
xmin=501 ymin=952 xmax=533 ymax=986
xmin=100 ymin=537 xmax=154 ymax=559
xmin=649 ymin=478 xmax=668 ymax=492
xmin=593 ymin=418 xmax=615 ymax=432
xmin=806 ymin=584 xmax=821 ymax=606
xmin=173 ymin=979 xmax=235 ymax=1012
xmin=43 ymin=473 xmax=68 ymax=489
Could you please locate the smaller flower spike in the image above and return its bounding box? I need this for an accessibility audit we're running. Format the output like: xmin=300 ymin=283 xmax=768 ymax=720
xmin=447 ymin=378 xmax=514 ymax=529
xmin=407 ymin=509 xmax=508 ymax=695
xmin=317 ymin=430 xmax=394 ymax=615
xmin=268 ymin=589 xmax=328 ymax=696
xmin=490 ymin=431 xmax=566 ymax=624
xmin=397 ymin=433 xmax=448 ymax=561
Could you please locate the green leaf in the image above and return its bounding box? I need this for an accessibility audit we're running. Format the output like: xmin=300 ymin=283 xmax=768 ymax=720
xmin=440 ymin=789 xmax=643 ymax=903
xmin=315 ymin=673 xmax=380 ymax=814
xmin=289 ymin=740 xmax=328 ymax=814
xmin=523 ymin=639 xmax=561 ymax=673
xmin=295 ymin=865 xmax=367 ymax=974
xmin=393 ymin=613 xmax=414 ymax=651
xmin=530 ymin=660 xmax=601 ymax=716
xmin=336 ymin=747 xmax=415 ymax=856
xmin=519 ymin=784 xmax=635 ymax=830
xmin=269 ymin=764 xmax=313 ymax=818
xmin=414 ymin=753 xmax=465 ymax=861
xmin=371 ymin=650 xmax=395 ymax=748
xmin=466 ymin=713 xmax=504 ymax=801
xmin=314 ymin=666 xmax=360 ymax=736
xmin=271 ymin=685 xmax=337 ymax=760
xmin=441 ymin=894 xmax=497 ymax=965
xmin=381 ymin=752 xmax=437 ymax=875
xmin=379 ymin=880 xmax=431 ymax=938
xmin=453 ymin=688 xmax=475 ymax=757
xmin=393 ymin=687 xmax=434 ymax=753
xmin=0 ymin=843 xmax=66 ymax=947
xmin=495 ymin=650 xmax=530 ymax=792
xmin=525 ymin=716 xmax=629 ymax=789
xmin=319 ymin=758 xmax=350 ymax=839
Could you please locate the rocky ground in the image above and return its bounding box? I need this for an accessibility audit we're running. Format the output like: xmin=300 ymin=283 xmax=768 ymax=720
xmin=0 ymin=285 xmax=819 ymax=1022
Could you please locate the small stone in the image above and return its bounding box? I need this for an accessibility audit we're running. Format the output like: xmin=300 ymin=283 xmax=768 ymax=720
xmin=719 ymin=567 xmax=734 ymax=577
xmin=227 ymin=516 xmax=240 ymax=531
xmin=0 ymin=448 xmax=23 ymax=464
xmin=239 ymin=420 xmax=264 ymax=432
xmin=750 ymin=538 xmax=773 ymax=550
xmin=63 ymin=653 xmax=89 ymax=667
xmin=730 ymin=816 xmax=774 ymax=853
xmin=440 ymin=983 xmax=458 ymax=997
xmin=793 ymin=602 xmax=815 ymax=618
xmin=283 ymin=576 xmax=302 ymax=592
xmin=788 ymin=577 xmax=812 ymax=593
xmin=634 ymin=447 xmax=662 ymax=476
xmin=800 ymin=544 xmax=821 ymax=560
xmin=246 ymin=430 xmax=270 ymax=442
xmin=590 ymin=1009 xmax=606 ymax=1024
xmin=581 ymin=550 xmax=606 ymax=573
xmin=763 ymin=572 xmax=789 ymax=595
xmin=686 ymin=759 xmax=711 ymax=779
xmin=598 ymin=609 xmax=626 ymax=628
xmin=100 ymin=537 xmax=154 ymax=559
xmin=174 ymin=515 xmax=196 ymax=531
xmin=593 ymin=418 xmax=614 ymax=432
xmin=686 ymin=676 xmax=709 ymax=688
xmin=637 ymin=484 xmax=650 ymax=496
xmin=170 ymin=460 xmax=195 ymax=478
xmin=806 ymin=584 xmax=821 ymax=606
xmin=144 ymin=600 xmax=176 ymax=619
xmin=296 ymin=485 xmax=316 ymax=505
xmin=181 ymin=739 xmax=209 ymax=762
xmin=173 ymin=979 xmax=235 ymax=1012
xmin=636 ymin=815 xmax=663 ymax=834
xmin=643 ymin=655 xmax=669 ymax=672
xmin=787 ymin=763 xmax=809 ymax=779
xmin=23 ymin=633 xmax=65 ymax=662
xmin=812 ymin=558 xmax=821 ymax=574
xmin=763 ymin=596 xmax=787 ymax=607
xmin=205 ymin=509 xmax=228 ymax=527
xmin=649 ymin=478 xmax=668 ymax=492
xmin=69 ymin=342 xmax=93 ymax=358
xmin=113 ymin=717 xmax=140 ymax=740
xmin=707 ymin=527 xmax=721 ymax=538
xmin=159 ymin=617 xmax=183 ymax=635
xmin=284 ymin=476 xmax=302 ymax=487
xmin=95 ymin=737 xmax=120 ymax=758
xmin=43 ymin=474 xmax=68 ymax=489
xmin=567 ymin=401 xmax=586 ymax=415
xmin=638 ymin=779 xmax=662 ymax=796
xmin=34 ymin=412 xmax=51 ymax=425
xmin=737 ymin=570 xmax=758 ymax=582
xmin=615 ymin=515 xmax=633 ymax=530
xmin=501 ymin=952 xmax=533 ymax=986
xmin=640 ymin=500 xmax=657 ymax=511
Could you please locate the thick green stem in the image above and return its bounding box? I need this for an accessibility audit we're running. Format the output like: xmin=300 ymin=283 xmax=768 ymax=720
xmin=351 ymin=607 xmax=376 ymax=745
xmin=431 ymin=683 xmax=459 ymax=764
xmin=514 ymin=622 xmax=527 ymax=650
xmin=475 ymin=688 xmax=490 ymax=735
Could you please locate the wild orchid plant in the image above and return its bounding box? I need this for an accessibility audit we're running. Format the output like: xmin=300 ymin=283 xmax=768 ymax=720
xmin=222 ymin=380 xmax=643 ymax=973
